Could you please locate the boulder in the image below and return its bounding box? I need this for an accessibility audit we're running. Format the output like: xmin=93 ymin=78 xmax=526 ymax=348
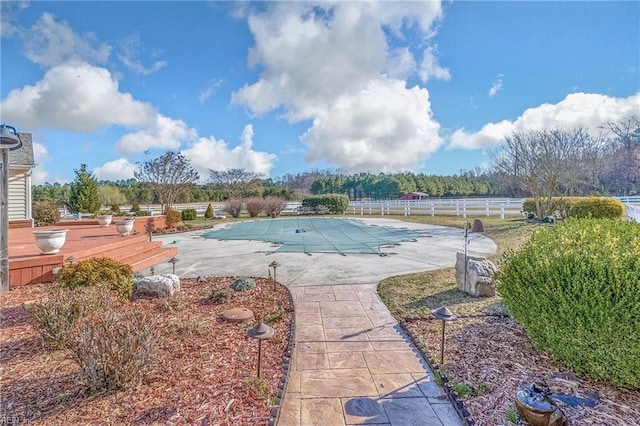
xmin=133 ymin=274 xmax=181 ymax=298
xmin=455 ymin=252 xmax=497 ymax=297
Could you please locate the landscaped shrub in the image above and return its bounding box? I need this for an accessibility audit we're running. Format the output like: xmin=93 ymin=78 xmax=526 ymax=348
xmin=264 ymin=196 xmax=287 ymax=217
xmin=245 ymin=197 xmax=265 ymax=217
xmin=54 ymin=257 xmax=134 ymax=300
xmin=497 ymin=218 xmax=640 ymax=388
xmin=224 ymin=198 xmax=244 ymax=218
xmin=165 ymin=209 xmax=181 ymax=228
xmin=230 ymin=277 xmax=256 ymax=291
xmin=204 ymin=203 xmax=214 ymax=219
xmin=69 ymin=310 xmax=155 ymax=391
xmin=33 ymin=200 xmax=60 ymax=226
xmin=568 ymin=197 xmax=624 ymax=219
xmin=30 ymin=285 xmax=121 ymax=350
xmin=110 ymin=204 xmax=121 ymax=215
xmin=302 ymin=194 xmax=349 ymax=214
xmin=180 ymin=208 xmax=197 ymax=221
xmin=522 ymin=197 xmax=579 ymax=219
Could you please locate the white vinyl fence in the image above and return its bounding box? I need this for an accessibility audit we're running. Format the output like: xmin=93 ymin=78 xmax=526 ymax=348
xmin=347 ymin=198 xmax=525 ymax=219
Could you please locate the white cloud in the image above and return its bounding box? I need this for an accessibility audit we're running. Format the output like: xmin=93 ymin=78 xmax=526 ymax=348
xmin=93 ymin=158 xmax=138 ymax=181
xmin=451 ymin=92 xmax=640 ymax=149
xmin=30 ymin=141 xmax=51 ymax=185
xmin=23 ymin=13 xmax=112 ymax=69
xmin=116 ymin=115 xmax=196 ymax=154
xmin=199 ymin=79 xmax=223 ymax=103
xmin=1 ymin=0 xmax=28 ymax=37
xmin=419 ymin=46 xmax=451 ymax=83
xmin=489 ymin=74 xmax=504 ymax=97
xmin=302 ymin=79 xmax=443 ymax=173
xmin=232 ymin=1 xmax=445 ymax=172
xmin=182 ymin=124 xmax=277 ymax=178
xmin=117 ymin=34 xmax=167 ymax=75
xmin=0 ymin=62 xmax=157 ymax=132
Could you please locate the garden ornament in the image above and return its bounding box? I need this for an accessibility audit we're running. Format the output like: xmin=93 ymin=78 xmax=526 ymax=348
xmin=515 ymin=380 xmax=568 ymax=426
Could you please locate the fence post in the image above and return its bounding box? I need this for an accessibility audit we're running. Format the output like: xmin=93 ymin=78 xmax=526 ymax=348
xmin=456 ymin=202 xmax=460 ymax=216
xmin=463 ymin=207 xmax=467 ymax=219
xmin=360 ymin=205 xmax=363 ymax=216
xmin=486 ymin=200 xmax=490 ymax=217
xmin=430 ymin=203 xmax=435 ymax=217
xmin=500 ymin=205 xmax=505 ymax=219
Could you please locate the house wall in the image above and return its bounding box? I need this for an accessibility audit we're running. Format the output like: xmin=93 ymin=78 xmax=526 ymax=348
xmin=8 ymin=168 xmax=31 ymax=222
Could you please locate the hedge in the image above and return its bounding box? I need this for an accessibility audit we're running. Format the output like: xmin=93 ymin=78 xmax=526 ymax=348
xmin=302 ymin=194 xmax=349 ymax=214
xmin=497 ymin=218 xmax=640 ymax=388
xmin=522 ymin=197 xmax=624 ymax=220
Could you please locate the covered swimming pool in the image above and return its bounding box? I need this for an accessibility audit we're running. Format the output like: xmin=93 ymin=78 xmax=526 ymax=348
xmin=202 ymin=217 xmax=418 ymax=255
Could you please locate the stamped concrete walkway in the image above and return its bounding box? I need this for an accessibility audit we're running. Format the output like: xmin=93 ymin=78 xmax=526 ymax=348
xmin=278 ymin=284 xmax=462 ymax=426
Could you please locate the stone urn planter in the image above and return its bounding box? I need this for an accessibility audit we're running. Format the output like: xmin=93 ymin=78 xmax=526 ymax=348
xmin=96 ymin=214 xmax=113 ymax=227
xmin=32 ymin=229 xmax=69 ymax=254
xmin=115 ymin=219 xmax=135 ymax=236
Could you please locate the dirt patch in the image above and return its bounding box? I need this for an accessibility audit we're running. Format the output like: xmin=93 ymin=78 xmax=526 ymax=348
xmin=404 ymin=315 xmax=640 ymax=426
xmin=1 ymin=278 xmax=293 ymax=425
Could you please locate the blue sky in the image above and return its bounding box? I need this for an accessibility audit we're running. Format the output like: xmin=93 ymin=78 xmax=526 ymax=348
xmin=1 ymin=1 xmax=638 ymax=185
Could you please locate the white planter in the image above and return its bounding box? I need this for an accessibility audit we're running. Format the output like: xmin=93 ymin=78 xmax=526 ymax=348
xmin=33 ymin=229 xmax=69 ymax=255
xmin=115 ymin=219 xmax=135 ymax=236
xmin=97 ymin=215 xmax=113 ymax=227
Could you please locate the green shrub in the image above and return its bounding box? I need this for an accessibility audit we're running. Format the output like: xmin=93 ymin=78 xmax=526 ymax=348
xmin=33 ymin=200 xmax=60 ymax=226
xmin=130 ymin=202 xmax=141 ymax=214
xmin=54 ymin=257 xmax=134 ymax=300
xmin=69 ymin=310 xmax=155 ymax=391
xmin=230 ymin=277 xmax=256 ymax=291
xmin=497 ymin=219 xmax=640 ymax=388
xmin=568 ymin=197 xmax=624 ymax=219
xmin=522 ymin=197 xmax=579 ymax=219
xmin=204 ymin=203 xmax=214 ymax=219
xmin=110 ymin=204 xmax=121 ymax=215
xmin=165 ymin=209 xmax=181 ymax=228
xmin=302 ymin=194 xmax=349 ymax=214
xmin=180 ymin=208 xmax=197 ymax=221
xmin=29 ymin=285 xmax=121 ymax=350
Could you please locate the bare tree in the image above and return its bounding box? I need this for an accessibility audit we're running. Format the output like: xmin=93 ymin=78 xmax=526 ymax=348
xmin=491 ymin=128 xmax=598 ymax=218
xmin=603 ymin=116 xmax=640 ymax=195
xmin=208 ymin=168 xmax=263 ymax=199
xmin=135 ymin=151 xmax=199 ymax=213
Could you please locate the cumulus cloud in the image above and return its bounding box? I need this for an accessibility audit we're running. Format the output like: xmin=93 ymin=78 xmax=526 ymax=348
xmin=302 ymin=79 xmax=442 ymax=173
xmin=93 ymin=158 xmax=138 ymax=181
xmin=117 ymin=34 xmax=167 ymax=75
xmin=0 ymin=61 xmax=157 ymax=132
xmin=489 ymin=74 xmax=504 ymax=97
xmin=182 ymin=124 xmax=277 ymax=178
xmin=232 ymin=1 xmax=445 ymax=172
xmin=30 ymin=141 xmax=51 ymax=185
xmin=451 ymin=92 xmax=640 ymax=149
xmin=116 ymin=115 xmax=195 ymax=154
xmin=23 ymin=13 xmax=112 ymax=68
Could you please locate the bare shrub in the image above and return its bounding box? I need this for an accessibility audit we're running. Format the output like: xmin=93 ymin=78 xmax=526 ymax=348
xmin=244 ymin=197 xmax=265 ymax=217
xmin=70 ymin=310 xmax=155 ymax=391
xmin=30 ymin=285 xmax=121 ymax=350
xmin=263 ymin=196 xmax=287 ymax=217
xmin=223 ymin=198 xmax=244 ymax=218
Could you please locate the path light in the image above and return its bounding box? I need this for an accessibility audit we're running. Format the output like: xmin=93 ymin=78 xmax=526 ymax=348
xmin=0 ymin=125 xmax=23 ymax=292
xmin=431 ymin=306 xmax=458 ymax=365
xmin=65 ymin=256 xmax=78 ymax=265
xmin=168 ymin=256 xmax=180 ymax=274
xmin=269 ymin=260 xmax=280 ymax=291
xmin=247 ymin=322 xmax=274 ymax=378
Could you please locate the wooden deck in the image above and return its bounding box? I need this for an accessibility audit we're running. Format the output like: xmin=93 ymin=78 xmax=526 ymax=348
xmin=8 ymin=218 xmax=177 ymax=288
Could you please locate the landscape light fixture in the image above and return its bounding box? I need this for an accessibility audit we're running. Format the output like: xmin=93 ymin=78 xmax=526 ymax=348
xmin=247 ymin=322 xmax=274 ymax=378
xmin=431 ymin=306 xmax=458 ymax=365
xmin=269 ymin=260 xmax=280 ymax=291
xmin=65 ymin=256 xmax=78 ymax=265
xmin=0 ymin=124 xmax=23 ymax=292
xmin=168 ymin=256 xmax=180 ymax=274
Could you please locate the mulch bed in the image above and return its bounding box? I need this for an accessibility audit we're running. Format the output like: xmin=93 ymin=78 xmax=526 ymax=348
xmin=403 ymin=315 xmax=640 ymax=426
xmin=1 ymin=277 xmax=292 ymax=425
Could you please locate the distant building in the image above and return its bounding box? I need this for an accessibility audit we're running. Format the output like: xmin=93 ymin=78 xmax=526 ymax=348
xmin=8 ymin=133 xmax=35 ymax=228
xmin=401 ymin=192 xmax=429 ymax=200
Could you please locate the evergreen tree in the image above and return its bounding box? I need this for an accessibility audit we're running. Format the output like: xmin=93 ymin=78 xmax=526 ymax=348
xmin=66 ymin=164 xmax=101 ymax=214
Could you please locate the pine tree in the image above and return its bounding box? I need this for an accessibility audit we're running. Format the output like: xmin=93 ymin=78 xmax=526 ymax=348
xmin=67 ymin=164 xmax=101 ymax=214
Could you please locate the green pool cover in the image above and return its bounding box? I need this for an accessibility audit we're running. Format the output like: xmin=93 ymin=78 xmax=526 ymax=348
xmin=202 ymin=217 xmax=418 ymax=254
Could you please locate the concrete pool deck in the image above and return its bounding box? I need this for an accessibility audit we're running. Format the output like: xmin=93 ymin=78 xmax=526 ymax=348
xmin=145 ymin=217 xmax=497 ymax=287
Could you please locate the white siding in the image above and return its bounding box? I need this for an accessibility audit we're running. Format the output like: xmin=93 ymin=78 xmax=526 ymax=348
xmin=8 ymin=169 xmax=27 ymax=220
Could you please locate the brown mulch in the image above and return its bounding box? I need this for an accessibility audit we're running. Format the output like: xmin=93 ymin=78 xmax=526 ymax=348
xmin=0 ymin=277 xmax=292 ymax=425
xmin=405 ymin=316 xmax=640 ymax=426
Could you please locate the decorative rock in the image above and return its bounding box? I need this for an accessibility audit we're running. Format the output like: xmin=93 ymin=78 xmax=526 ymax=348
xmin=455 ymin=252 xmax=497 ymax=297
xmin=222 ymin=307 xmax=254 ymax=323
xmin=230 ymin=277 xmax=256 ymax=291
xmin=515 ymin=381 xmax=568 ymax=426
xmin=133 ymin=274 xmax=181 ymax=298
